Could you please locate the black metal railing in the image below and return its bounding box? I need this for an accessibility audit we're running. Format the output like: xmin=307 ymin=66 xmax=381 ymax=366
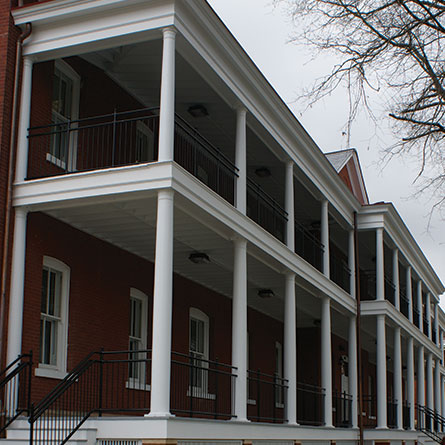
xmin=332 ymin=391 xmax=352 ymax=427
xmin=247 ymin=369 xmax=288 ymax=423
xmin=387 ymin=398 xmax=397 ymax=429
xmin=362 ymin=395 xmax=377 ymax=428
xmin=170 ymin=352 xmax=236 ymax=420
xmin=330 ymin=252 xmax=350 ymax=293
xmin=416 ymin=404 xmax=445 ymax=443
xmin=423 ymin=316 xmax=430 ymax=337
xmin=247 ymin=178 xmax=287 ymax=243
xmin=413 ymin=306 xmax=420 ymax=328
xmin=360 ymin=271 xmax=376 ymax=301
xmin=27 ymin=108 xmax=238 ymax=205
xmin=296 ymin=382 xmax=325 ymax=426
xmin=432 ymin=328 xmax=437 ymax=344
xmin=294 ymin=221 xmax=324 ymax=271
xmin=403 ymin=401 xmax=411 ymax=430
xmin=385 ymin=278 xmax=396 ymax=306
xmin=400 ymin=289 xmax=410 ymax=318
xmin=0 ymin=352 xmax=32 ymax=436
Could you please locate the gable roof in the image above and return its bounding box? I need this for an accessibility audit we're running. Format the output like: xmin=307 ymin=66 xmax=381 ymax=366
xmin=325 ymin=149 xmax=369 ymax=205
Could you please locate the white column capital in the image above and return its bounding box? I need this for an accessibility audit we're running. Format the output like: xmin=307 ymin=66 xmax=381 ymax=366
xmin=23 ymin=56 xmax=34 ymax=68
xmin=162 ymin=27 xmax=177 ymax=39
xmin=236 ymin=105 xmax=247 ymax=116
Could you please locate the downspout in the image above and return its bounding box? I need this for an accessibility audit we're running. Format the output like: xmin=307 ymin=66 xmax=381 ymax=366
xmin=354 ymin=211 xmax=364 ymax=445
xmin=0 ymin=22 xmax=32 ymax=367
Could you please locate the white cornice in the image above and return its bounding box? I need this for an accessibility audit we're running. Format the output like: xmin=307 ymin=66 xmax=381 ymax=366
xmin=358 ymin=203 xmax=444 ymax=298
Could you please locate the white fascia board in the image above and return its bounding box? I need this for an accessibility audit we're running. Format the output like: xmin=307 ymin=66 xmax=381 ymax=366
xmin=171 ymin=164 xmax=357 ymax=315
xmin=13 ymin=0 xmax=175 ymax=61
xmin=359 ymin=204 xmax=444 ymax=297
xmin=12 ymin=162 xmax=173 ymax=209
xmin=361 ymin=300 xmax=441 ymax=359
xmin=363 ymin=428 xmax=419 ymax=441
xmin=174 ymin=1 xmax=360 ymax=225
xmin=90 ymin=416 xmax=357 ymax=441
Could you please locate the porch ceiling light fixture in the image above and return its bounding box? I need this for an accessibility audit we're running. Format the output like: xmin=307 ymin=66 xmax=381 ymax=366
xmin=255 ymin=167 xmax=271 ymax=178
xmin=188 ymin=252 xmax=210 ymax=264
xmin=188 ymin=104 xmax=209 ymax=118
xmin=258 ymin=288 xmax=275 ymax=299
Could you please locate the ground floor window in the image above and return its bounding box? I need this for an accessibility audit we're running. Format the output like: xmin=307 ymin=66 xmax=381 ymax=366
xmin=189 ymin=308 xmax=209 ymax=392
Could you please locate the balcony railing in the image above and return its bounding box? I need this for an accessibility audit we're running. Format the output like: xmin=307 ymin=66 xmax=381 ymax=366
xmin=27 ymin=108 xmax=238 ymax=205
xmin=387 ymin=398 xmax=397 ymax=429
xmin=403 ymin=401 xmax=411 ymax=430
xmin=247 ymin=369 xmax=288 ymax=423
xmin=330 ymin=252 xmax=350 ymax=293
xmin=413 ymin=306 xmax=420 ymax=328
xmin=294 ymin=221 xmax=324 ymax=272
xmin=247 ymin=178 xmax=287 ymax=242
xmin=362 ymin=394 xmax=377 ymax=428
xmin=385 ymin=278 xmax=396 ymax=306
xmin=297 ymin=382 xmax=325 ymax=426
xmin=423 ymin=317 xmax=430 ymax=337
xmin=332 ymin=391 xmax=352 ymax=427
xmin=360 ymin=271 xmax=397 ymax=303
xmin=170 ymin=352 xmax=236 ymax=420
xmin=400 ymin=289 xmax=410 ymax=318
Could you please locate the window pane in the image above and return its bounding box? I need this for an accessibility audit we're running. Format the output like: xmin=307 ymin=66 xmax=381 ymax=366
xmin=41 ymin=269 xmax=48 ymax=313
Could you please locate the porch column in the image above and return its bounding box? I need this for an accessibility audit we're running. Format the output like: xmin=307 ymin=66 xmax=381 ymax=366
xmin=16 ymin=57 xmax=33 ymax=182
xmin=394 ymin=327 xmax=403 ymax=429
xmin=427 ymin=352 xmax=434 ymax=412
xmin=407 ymin=337 xmax=415 ymax=430
xmin=376 ymin=228 xmax=385 ymax=301
xmin=284 ymin=273 xmax=297 ymax=424
xmin=348 ymin=229 xmax=355 ymax=299
xmin=232 ymin=237 xmax=248 ymax=422
xmin=418 ymin=346 xmax=425 ymax=407
xmin=158 ymin=28 xmax=176 ymax=162
xmin=434 ymin=360 xmax=441 ymax=424
xmin=285 ymin=161 xmax=295 ymax=251
xmin=441 ymin=330 xmax=444 ymax=365
xmin=348 ymin=316 xmax=358 ymax=428
xmin=418 ymin=281 xmax=423 ymax=332
xmin=434 ymin=303 xmax=439 ymax=347
xmin=407 ymin=266 xmax=413 ymax=323
xmin=321 ymin=200 xmax=330 ymax=278
xmin=442 ymin=374 xmax=445 ymax=419
xmin=149 ymin=189 xmax=174 ymax=417
xmin=6 ymin=208 xmax=28 ymax=366
xmin=235 ymin=107 xmax=247 ymax=214
xmin=426 ymin=292 xmax=431 ymax=339
xmin=376 ymin=314 xmax=387 ymax=428
xmin=321 ymin=296 xmax=333 ymax=427
xmin=393 ymin=249 xmax=400 ymax=310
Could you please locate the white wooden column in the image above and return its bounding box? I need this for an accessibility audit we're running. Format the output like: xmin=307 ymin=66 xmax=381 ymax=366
xmin=407 ymin=337 xmax=415 ymax=430
xmin=16 ymin=57 xmax=34 ymax=182
xmin=376 ymin=314 xmax=387 ymax=428
xmin=376 ymin=228 xmax=385 ymax=301
xmin=434 ymin=360 xmax=441 ymax=419
xmin=394 ymin=327 xmax=403 ymax=429
xmin=284 ymin=273 xmax=297 ymax=424
xmin=418 ymin=346 xmax=425 ymax=407
xmin=441 ymin=330 xmax=444 ymax=365
xmin=235 ymin=107 xmax=247 ymax=214
xmin=149 ymin=189 xmax=174 ymax=417
xmin=434 ymin=303 xmax=439 ymax=347
xmin=407 ymin=266 xmax=413 ymax=323
xmin=418 ymin=281 xmax=423 ymax=332
xmin=426 ymin=293 xmax=431 ymax=339
xmin=427 ymin=352 xmax=434 ymax=411
xmin=285 ymin=161 xmax=295 ymax=251
xmin=348 ymin=229 xmax=355 ymax=299
xmin=321 ymin=296 xmax=333 ymax=427
xmin=393 ymin=249 xmax=400 ymax=310
xmin=349 ymin=316 xmax=358 ymax=428
xmin=158 ymin=28 xmax=176 ymax=162
xmin=6 ymin=208 xmax=28 ymax=366
xmin=321 ymin=201 xmax=330 ymax=279
xmin=442 ymin=374 xmax=445 ymax=420
xmin=232 ymin=237 xmax=248 ymax=422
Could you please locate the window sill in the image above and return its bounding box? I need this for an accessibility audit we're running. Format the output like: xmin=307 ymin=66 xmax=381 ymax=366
xmin=35 ymin=366 xmax=67 ymax=380
xmin=187 ymin=387 xmax=216 ymax=400
xmin=125 ymin=380 xmax=151 ymax=391
xmin=46 ymin=153 xmax=66 ymax=169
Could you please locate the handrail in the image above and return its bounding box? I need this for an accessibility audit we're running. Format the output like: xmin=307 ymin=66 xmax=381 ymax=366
xmin=294 ymin=219 xmax=324 ymax=251
xmin=247 ymin=177 xmax=288 ymax=220
xmin=0 ymin=352 xmax=33 ymax=436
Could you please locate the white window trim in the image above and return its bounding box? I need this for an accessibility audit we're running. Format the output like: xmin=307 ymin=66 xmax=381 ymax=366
xmin=127 ymin=288 xmax=149 ymax=390
xmin=47 ymin=59 xmax=80 ymax=171
xmin=188 ymin=307 xmax=215 ymax=400
xmin=36 ymin=256 xmax=70 ymax=380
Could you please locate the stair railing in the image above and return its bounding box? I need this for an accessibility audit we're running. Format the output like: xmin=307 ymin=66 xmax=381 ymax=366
xmin=0 ymin=352 xmax=33 ymax=435
xmin=416 ymin=404 xmax=445 ymax=444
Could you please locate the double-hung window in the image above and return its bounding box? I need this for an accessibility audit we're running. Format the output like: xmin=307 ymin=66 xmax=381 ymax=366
xmin=37 ymin=257 xmax=70 ymax=379
xmin=189 ymin=308 xmax=209 ymax=394
xmin=128 ymin=288 xmax=148 ymax=389
xmin=49 ymin=60 xmax=80 ymax=170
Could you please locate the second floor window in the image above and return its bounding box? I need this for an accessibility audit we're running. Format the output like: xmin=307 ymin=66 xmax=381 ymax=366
xmin=189 ymin=308 xmax=209 ymax=392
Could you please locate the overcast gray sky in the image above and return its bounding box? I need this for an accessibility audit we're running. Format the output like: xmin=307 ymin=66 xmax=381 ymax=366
xmin=207 ymin=0 xmax=445 ymax=302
